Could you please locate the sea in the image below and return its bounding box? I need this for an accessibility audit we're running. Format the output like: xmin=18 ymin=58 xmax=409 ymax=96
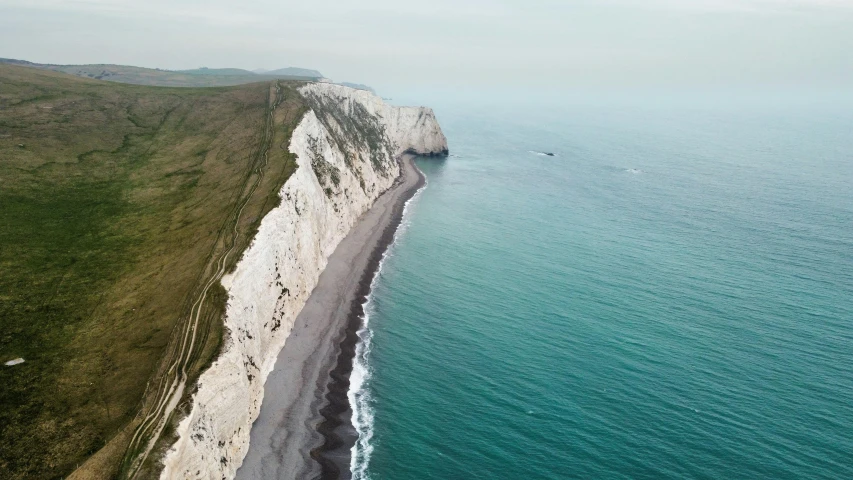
xmin=348 ymin=89 xmax=853 ymax=479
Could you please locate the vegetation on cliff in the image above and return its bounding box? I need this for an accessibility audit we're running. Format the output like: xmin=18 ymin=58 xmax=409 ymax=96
xmin=0 ymin=64 xmax=307 ymax=479
xmin=301 ymin=89 xmax=395 ymax=180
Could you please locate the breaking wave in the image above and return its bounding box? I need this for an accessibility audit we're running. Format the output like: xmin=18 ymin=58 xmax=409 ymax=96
xmin=349 ymin=173 xmax=427 ymax=480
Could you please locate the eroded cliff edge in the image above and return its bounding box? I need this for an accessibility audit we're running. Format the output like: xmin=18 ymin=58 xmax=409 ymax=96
xmin=159 ymin=83 xmax=447 ymax=479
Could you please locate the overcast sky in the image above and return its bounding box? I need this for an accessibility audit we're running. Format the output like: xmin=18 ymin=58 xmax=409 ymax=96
xmin=1 ymin=0 xmax=852 ymax=91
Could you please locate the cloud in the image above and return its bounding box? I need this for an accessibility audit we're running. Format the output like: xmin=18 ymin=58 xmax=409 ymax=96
xmin=1 ymin=0 xmax=851 ymax=88
xmin=618 ymin=0 xmax=853 ymax=13
xmin=0 ymin=0 xmax=268 ymax=26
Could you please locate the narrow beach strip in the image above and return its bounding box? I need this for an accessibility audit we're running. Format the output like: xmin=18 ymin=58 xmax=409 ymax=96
xmin=235 ymin=155 xmax=426 ymax=480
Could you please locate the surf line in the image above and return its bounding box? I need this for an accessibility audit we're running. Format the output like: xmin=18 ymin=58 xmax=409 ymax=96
xmin=310 ymin=156 xmax=427 ymax=480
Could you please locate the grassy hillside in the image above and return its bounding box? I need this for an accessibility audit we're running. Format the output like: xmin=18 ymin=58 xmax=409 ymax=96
xmin=265 ymin=67 xmax=324 ymax=78
xmin=0 ymin=64 xmax=307 ymax=479
xmin=0 ymin=58 xmax=323 ymax=87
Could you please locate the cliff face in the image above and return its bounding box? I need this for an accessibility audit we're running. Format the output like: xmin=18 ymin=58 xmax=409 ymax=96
xmin=159 ymin=83 xmax=447 ymax=479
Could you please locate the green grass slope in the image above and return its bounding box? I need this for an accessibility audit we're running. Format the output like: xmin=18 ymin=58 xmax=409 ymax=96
xmin=0 ymin=64 xmax=307 ymax=479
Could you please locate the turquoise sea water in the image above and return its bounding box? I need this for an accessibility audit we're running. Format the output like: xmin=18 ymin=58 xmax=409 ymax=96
xmin=350 ymin=93 xmax=853 ymax=479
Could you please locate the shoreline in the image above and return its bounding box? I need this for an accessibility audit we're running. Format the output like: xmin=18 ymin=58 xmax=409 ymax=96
xmin=235 ymin=154 xmax=426 ymax=480
xmin=312 ymin=155 xmax=427 ymax=479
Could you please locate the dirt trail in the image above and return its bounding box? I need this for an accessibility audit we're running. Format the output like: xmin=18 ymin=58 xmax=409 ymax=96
xmin=122 ymin=82 xmax=287 ymax=479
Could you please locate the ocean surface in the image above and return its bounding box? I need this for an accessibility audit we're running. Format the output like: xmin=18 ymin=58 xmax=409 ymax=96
xmin=349 ymin=92 xmax=853 ymax=479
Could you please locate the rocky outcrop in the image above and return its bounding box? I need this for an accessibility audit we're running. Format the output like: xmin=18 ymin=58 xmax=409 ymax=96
xmin=300 ymin=83 xmax=448 ymax=157
xmin=159 ymin=83 xmax=447 ymax=479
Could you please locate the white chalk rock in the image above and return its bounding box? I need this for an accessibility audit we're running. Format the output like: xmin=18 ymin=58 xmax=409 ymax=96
xmin=159 ymin=83 xmax=446 ymax=480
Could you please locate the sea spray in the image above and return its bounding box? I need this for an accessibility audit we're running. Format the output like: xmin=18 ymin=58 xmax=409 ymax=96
xmin=349 ymin=172 xmax=427 ymax=480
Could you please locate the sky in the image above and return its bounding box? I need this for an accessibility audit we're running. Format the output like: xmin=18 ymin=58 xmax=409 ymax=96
xmin=1 ymin=0 xmax=852 ymax=91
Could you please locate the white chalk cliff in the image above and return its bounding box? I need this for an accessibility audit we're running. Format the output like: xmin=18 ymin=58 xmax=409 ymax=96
xmin=159 ymin=83 xmax=447 ymax=479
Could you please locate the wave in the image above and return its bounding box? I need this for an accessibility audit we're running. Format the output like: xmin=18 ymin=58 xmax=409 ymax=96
xmin=529 ymin=150 xmax=557 ymax=157
xmin=625 ymin=168 xmax=643 ymax=174
xmin=349 ymin=172 xmax=427 ymax=480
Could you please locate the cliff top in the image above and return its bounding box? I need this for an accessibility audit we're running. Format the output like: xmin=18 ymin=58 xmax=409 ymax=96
xmin=0 ymin=64 xmax=308 ymax=480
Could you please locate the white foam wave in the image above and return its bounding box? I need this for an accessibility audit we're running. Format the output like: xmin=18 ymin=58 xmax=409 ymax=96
xmin=528 ymin=150 xmax=557 ymax=157
xmin=349 ymin=169 xmax=427 ymax=480
xmin=626 ymin=168 xmax=643 ymax=174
